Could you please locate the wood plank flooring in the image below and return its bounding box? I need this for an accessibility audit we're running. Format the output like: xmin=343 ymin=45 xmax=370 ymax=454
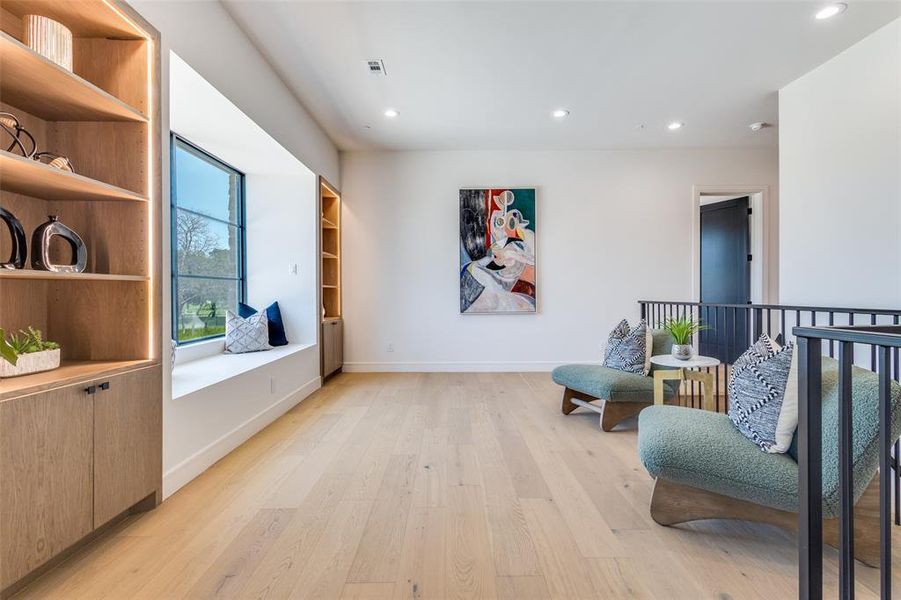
xmin=13 ymin=372 xmax=901 ymax=599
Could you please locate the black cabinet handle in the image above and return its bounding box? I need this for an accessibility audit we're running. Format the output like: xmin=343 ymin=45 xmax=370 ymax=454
xmin=85 ymin=385 xmax=96 ymax=395
xmin=99 ymin=382 xmax=110 ymax=391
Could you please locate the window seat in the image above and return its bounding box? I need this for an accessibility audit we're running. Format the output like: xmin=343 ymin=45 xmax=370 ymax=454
xmin=172 ymin=343 xmax=314 ymax=399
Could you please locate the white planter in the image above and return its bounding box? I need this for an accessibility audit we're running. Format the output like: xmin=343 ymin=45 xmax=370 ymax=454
xmin=0 ymin=349 xmax=60 ymax=378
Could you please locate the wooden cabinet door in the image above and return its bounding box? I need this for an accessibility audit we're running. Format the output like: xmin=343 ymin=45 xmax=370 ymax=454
xmin=333 ymin=319 xmax=344 ymax=371
xmin=322 ymin=322 xmax=335 ymax=376
xmin=322 ymin=320 xmax=343 ymax=377
xmin=0 ymin=384 xmax=94 ymax=589
xmin=93 ymin=365 xmax=161 ymax=528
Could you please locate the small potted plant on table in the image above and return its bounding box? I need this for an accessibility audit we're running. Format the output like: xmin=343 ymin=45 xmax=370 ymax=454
xmin=663 ymin=316 xmax=709 ymax=361
xmin=0 ymin=327 xmax=61 ymax=377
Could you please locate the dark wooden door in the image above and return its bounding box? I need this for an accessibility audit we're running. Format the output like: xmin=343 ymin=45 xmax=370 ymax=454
xmin=700 ymin=197 xmax=751 ymax=362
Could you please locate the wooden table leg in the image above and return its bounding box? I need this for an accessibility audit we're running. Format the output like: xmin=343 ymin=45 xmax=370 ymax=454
xmin=685 ymin=369 xmax=716 ymax=412
xmin=654 ymin=369 xmax=683 ymax=405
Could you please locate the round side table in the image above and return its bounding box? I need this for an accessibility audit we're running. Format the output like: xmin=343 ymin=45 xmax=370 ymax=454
xmin=649 ymin=354 xmax=721 ymax=411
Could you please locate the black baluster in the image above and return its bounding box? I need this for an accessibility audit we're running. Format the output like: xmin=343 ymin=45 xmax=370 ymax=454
xmin=871 ymin=314 xmax=877 ymax=371
xmin=829 ymin=312 xmax=835 ymax=358
xmin=798 ymin=335 xmax=823 ymax=600
xmin=838 ymin=341 xmax=854 ymax=600
xmin=878 ymin=346 xmax=892 ymax=599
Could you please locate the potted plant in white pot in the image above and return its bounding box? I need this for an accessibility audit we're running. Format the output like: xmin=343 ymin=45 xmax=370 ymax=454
xmin=662 ymin=316 xmax=710 ymax=361
xmin=0 ymin=327 xmax=61 ymax=377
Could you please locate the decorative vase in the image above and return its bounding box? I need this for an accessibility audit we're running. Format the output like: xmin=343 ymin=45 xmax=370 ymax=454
xmin=0 ymin=112 xmax=37 ymax=158
xmin=0 ymin=348 xmax=60 ymax=378
xmin=23 ymin=15 xmax=73 ymax=71
xmin=0 ymin=207 xmax=27 ymax=269
xmin=32 ymin=215 xmax=87 ymax=273
xmin=671 ymin=344 xmax=694 ymax=361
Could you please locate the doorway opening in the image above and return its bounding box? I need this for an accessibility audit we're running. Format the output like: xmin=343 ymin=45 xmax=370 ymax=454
xmin=691 ymin=185 xmax=773 ymax=361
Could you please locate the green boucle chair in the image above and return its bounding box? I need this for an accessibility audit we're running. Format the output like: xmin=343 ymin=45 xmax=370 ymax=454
xmin=552 ymin=330 xmax=678 ymax=431
xmin=638 ymin=356 xmax=901 ymax=567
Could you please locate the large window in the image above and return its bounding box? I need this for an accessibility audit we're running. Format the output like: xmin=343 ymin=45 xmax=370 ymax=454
xmin=171 ymin=135 xmax=246 ymax=344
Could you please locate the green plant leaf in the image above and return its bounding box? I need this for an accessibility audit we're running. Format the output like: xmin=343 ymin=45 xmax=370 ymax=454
xmin=0 ymin=328 xmax=18 ymax=366
xmin=4 ymin=327 xmax=59 ymax=357
xmin=662 ymin=317 xmax=712 ymax=345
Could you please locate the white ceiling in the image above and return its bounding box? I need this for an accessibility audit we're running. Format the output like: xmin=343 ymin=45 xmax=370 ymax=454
xmin=222 ymin=1 xmax=900 ymax=151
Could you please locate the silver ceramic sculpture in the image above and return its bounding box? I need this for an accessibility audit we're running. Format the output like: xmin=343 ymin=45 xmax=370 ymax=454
xmin=0 ymin=207 xmax=27 ymax=269
xmin=32 ymin=215 xmax=86 ymax=273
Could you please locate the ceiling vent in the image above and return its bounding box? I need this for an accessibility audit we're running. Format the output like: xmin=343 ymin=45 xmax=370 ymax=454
xmin=366 ymin=59 xmax=387 ymax=76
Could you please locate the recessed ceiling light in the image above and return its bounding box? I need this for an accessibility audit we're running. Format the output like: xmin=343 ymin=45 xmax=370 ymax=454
xmin=667 ymin=121 xmax=684 ymax=131
xmin=384 ymin=109 xmax=399 ymax=118
xmin=552 ymin=109 xmax=570 ymax=118
xmin=815 ymin=3 xmax=847 ymax=20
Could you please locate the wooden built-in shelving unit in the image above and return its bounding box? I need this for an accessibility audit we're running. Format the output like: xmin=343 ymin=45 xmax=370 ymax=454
xmin=0 ymin=31 xmax=148 ymax=122
xmin=320 ymin=178 xmax=343 ymax=377
xmin=0 ymin=1 xmax=161 ymax=595
xmin=321 ymin=180 xmax=341 ymax=320
xmin=0 ymin=151 xmax=148 ymax=202
xmin=0 ymin=358 xmax=154 ymax=401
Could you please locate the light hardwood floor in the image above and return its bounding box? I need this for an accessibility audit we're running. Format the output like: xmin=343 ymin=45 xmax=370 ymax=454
xmin=14 ymin=372 xmax=900 ymax=599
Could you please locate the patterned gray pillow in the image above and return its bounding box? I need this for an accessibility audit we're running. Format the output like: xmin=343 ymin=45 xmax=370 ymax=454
xmin=602 ymin=319 xmax=651 ymax=375
xmin=225 ymin=310 xmax=272 ymax=354
xmin=728 ymin=334 xmax=795 ymax=452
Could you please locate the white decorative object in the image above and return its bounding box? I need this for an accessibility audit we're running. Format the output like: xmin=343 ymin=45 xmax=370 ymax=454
xmin=24 ymin=15 xmax=73 ymax=71
xmin=0 ymin=348 xmax=60 ymax=378
xmin=170 ymin=339 xmax=177 ymax=372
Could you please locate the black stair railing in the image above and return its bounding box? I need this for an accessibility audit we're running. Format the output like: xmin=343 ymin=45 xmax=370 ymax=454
xmin=638 ymin=300 xmax=901 ymax=413
xmin=795 ymin=324 xmax=901 ymax=600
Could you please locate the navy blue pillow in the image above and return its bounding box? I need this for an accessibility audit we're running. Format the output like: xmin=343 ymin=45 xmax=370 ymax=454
xmin=238 ymin=301 xmax=288 ymax=346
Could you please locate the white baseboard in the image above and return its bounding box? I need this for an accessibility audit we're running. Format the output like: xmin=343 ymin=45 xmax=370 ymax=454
xmin=342 ymin=361 xmax=593 ymax=373
xmin=162 ymin=376 xmax=321 ymax=498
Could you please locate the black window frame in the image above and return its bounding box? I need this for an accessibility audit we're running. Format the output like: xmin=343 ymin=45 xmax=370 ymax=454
xmin=170 ymin=133 xmax=247 ymax=345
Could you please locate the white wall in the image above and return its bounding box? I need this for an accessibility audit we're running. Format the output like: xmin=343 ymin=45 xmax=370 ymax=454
xmin=127 ymin=1 xmax=339 ymax=496
xmin=164 ymin=54 xmax=322 ymax=497
xmin=779 ymin=18 xmax=901 ymax=308
xmin=340 ymin=148 xmax=778 ymax=371
xmin=132 ymin=0 xmax=339 ymax=184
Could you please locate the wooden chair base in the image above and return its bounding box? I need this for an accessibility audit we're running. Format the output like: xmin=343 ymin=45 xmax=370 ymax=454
xmin=649 ymin=477 xmax=882 ymax=568
xmin=560 ymin=388 xmax=649 ymax=431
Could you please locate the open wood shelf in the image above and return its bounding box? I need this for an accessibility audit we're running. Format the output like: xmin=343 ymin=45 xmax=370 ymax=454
xmin=0 ymin=31 xmax=148 ymax=122
xmin=0 ymin=151 xmax=148 ymax=203
xmin=0 ymin=270 xmax=147 ymax=282
xmin=320 ymin=178 xmax=341 ymax=323
xmin=0 ymin=359 xmax=155 ymax=401
xmin=1 ymin=0 xmax=147 ymax=39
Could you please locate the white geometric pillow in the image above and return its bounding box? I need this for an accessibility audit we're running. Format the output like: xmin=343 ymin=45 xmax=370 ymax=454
xmin=728 ymin=334 xmax=795 ymax=453
xmin=225 ymin=310 xmax=272 ymax=354
xmin=602 ymin=319 xmax=652 ymax=376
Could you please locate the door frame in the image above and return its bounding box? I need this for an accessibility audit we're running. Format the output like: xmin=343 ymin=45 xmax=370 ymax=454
xmin=691 ymin=184 xmax=775 ymax=304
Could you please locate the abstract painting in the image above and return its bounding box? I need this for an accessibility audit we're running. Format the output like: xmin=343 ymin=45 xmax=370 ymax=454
xmin=459 ymin=188 xmax=537 ymax=314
